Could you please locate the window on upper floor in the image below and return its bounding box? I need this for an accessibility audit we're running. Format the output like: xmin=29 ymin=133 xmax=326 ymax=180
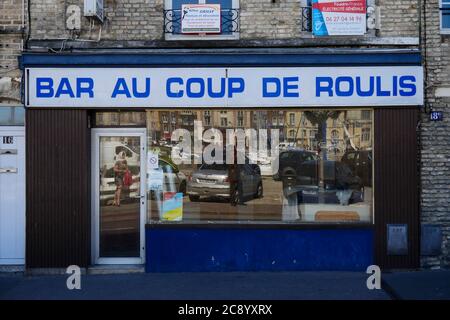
xmin=361 ymin=110 xmax=371 ymax=120
xmin=289 ymin=113 xmax=295 ymax=126
xmin=441 ymin=0 xmax=450 ymax=34
xmin=0 ymin=106 xmax=25 ymax=126
xmin=164 ymin=0 xmax=240 ymax=40
xmin=361 ymin=127 xmax=371 ymax=142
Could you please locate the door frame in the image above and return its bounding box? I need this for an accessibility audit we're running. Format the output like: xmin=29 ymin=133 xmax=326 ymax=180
xmin=0 ymin=126 xmax=26 ymax=265
xmin=91 ymin=128 xmax=147 ymax=265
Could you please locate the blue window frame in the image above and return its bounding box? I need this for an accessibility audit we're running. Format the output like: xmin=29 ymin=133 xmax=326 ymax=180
xmin=441 ymin=0 xmax=450 ymax=33
xmin=206 ymin=0 xmax=234 ymax=33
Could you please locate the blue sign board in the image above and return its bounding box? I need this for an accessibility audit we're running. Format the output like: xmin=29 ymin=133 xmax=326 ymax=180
xmin=430 ymin=111 xmax=443 ymax=121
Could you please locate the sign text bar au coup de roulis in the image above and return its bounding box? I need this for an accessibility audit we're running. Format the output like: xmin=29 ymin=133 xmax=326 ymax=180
xmin=26 ymin=67 xmax=424 ymax=108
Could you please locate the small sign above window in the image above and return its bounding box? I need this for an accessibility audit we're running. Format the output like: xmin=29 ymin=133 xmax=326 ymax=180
xmin=181 ymin=4 xmax=221 ymax=34
xmin=312 ymin=0 xmax=366 ymax=36
xmin=430 ymin=111 xmax=444 ymax=121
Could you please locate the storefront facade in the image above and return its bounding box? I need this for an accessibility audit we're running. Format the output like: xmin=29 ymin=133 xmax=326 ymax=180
xmin=21 ymin=50 xmax=423 ymax=271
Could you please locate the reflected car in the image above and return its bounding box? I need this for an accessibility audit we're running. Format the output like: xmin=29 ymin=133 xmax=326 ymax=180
xmin=273 ymin=149 xmax=319 ymax=181
xmin=147 ymin=158 xmax=187 ymax=198
xmin=283 ymin=160 xmax=364 ymax=205
xmin=100 ymin=141 xmax=140 ymax=167
xmin=187 ymin=162 xmax=263 ymax=202
xmin=277 ymin=142 xmax=295 ymax=150
xmin=257 ymin=157 xmax=273 ymax=176
xmin=341 ymin=149 xmax=372 ymax=187
xmin=248 ymin=152 xmax=273 ymax=176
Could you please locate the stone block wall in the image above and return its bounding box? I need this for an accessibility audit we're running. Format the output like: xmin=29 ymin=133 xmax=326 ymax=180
xmin=420 ymin=0 xmax=450 ymax=269
xmin=0 ymin=0 xmax=26 ymax=103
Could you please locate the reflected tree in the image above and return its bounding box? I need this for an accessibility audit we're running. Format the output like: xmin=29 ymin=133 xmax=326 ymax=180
xmin=303 ymin=111 xmax=341 ymax=147
xmin=303 ymin=111 xmax=341 ymax=189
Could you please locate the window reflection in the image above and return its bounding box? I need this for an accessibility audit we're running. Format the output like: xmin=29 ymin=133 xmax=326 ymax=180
xmin=146 ymin=109 xmax=373 ymax=224
xmin=99 ymin=136 xmax=141 ymax=257
xmin=95 ymin=112 xmax=145 ymax=126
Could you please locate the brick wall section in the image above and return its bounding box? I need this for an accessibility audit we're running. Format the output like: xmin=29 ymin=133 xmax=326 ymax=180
xmin=240 ymin=0 xmax=302 ymax=39
xmin=0 ymin=0 xmax=25 ymax=31
xmin=378 ymin=0 xmax=419 ymax=37
xmin=0 ymin=0 xmax=26 ymax=102
xmin=29 ymin=0 xmax=420 ymax=41
xmin=0 ymin=35 xmax=22 ymax=77
xmin=30 ymin=0 xmax=165 ymax=40
xmin=420 ymin=0 xmax=450 ymax=269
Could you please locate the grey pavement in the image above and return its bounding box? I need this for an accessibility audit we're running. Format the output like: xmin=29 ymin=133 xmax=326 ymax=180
xmin=0 ymin=270 xmax=449 ymax=300
xmin=0 ymin=271 xmax=389 ymax=300
xmin=382 ymin=270 xmax=450 ymax=300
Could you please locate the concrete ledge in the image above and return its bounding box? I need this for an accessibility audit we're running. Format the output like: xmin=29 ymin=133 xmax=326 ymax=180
xmin=25 ymin=268 xmax=87 ymax=276
xmin=27 ymin=37 xmax=419 ymax=50
xmin=0 ymin=265 xmax=25 ymax=274
xmin=88 ymin=265 xmax=145 ymax=275
xmin=24 ymin=266 xmax=145 ymax=275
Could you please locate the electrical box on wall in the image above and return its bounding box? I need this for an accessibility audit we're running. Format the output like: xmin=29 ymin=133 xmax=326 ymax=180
xmin=387 ymin=224 xmax=408 ymax=255
xmin=84 ymin=0 xmax=104 ymax=22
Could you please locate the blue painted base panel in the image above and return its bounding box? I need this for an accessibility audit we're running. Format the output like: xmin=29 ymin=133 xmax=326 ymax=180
xmin=145 ymin=228 xmax=374 ymax=272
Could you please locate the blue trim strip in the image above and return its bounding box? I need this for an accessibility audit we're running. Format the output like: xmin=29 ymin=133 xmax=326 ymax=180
xmin=20 ymin=52 xmax=422 ymax=68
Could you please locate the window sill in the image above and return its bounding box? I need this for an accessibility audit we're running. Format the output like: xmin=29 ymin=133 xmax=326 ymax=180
xmin=146 ymin=221 xmax=374 ymax=230
xmin=164 ymin=34 xmax=240 ymax=41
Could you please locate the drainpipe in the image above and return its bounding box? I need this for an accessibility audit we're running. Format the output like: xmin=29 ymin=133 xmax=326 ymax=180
xmin=25 ymin=0 xmax=31 ymax=49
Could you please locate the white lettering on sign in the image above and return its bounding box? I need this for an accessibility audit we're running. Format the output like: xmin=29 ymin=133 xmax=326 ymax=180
xmin=26 ymin=67 xmax=424 ymax=108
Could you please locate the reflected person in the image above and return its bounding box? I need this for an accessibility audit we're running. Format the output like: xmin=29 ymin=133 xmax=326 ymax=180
xmin=113 ymin=151 xmax=128 ymax=207
xmin=229 ymin=146 xmax=244 ymax=206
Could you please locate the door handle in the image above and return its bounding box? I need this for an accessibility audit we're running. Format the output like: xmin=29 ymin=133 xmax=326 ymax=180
xmin=0 ymin=167 xmax=17 ymax=173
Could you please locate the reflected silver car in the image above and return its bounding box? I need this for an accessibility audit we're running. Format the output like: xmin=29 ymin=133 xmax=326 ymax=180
xmin=187 ymin=163 xmax=263 ymax=202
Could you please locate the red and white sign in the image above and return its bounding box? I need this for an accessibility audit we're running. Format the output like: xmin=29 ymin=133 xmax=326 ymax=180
xmin=312 ymin=0 xmax=366 ymax=36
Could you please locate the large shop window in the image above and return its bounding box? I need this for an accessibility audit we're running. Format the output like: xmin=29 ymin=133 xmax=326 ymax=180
xmin=145 ymin=109 xmax=373 ymax=224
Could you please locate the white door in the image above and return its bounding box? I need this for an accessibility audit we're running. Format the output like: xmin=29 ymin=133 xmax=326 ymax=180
xmin=0 ymin=127 xmax=25 ymax=265
xmin=91 ymin=128 xmax=146 ymax=265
